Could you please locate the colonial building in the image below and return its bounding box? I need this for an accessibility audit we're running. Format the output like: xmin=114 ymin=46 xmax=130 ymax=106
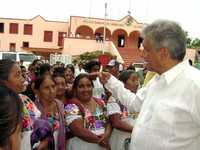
xmin=0 ymin=15 xmax=145 ymax=66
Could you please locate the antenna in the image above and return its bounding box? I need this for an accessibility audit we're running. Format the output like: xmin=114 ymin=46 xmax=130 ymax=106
xmin=128 ymin=0 xmax=132 ymax=15
xmin=127 ymin=0 xmax=133 ymax=25
xmin=89 ymin=0 xmax=92 ymax=18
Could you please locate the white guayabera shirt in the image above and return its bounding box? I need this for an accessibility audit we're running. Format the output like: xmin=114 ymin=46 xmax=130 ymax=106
xmin=105 ymin=60 xmax=200 ymax=150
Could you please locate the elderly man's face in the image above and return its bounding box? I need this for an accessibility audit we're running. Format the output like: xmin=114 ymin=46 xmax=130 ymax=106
xmin=141 ymin=39 xmax=162 ymax=73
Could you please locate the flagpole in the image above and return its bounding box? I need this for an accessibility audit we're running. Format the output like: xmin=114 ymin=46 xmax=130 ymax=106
xmin=103 ymin=2 xmax=107 ymax=54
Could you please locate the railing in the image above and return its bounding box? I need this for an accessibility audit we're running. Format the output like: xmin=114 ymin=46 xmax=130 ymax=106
xmin=62 ymin=37 xmax=124 ymax=63
xmin=109 ymin=42 xmax=124 ymax=63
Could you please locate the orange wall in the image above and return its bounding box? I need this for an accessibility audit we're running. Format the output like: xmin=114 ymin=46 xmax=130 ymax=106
xmin=0 ymin=16 xmax=68 ymax=51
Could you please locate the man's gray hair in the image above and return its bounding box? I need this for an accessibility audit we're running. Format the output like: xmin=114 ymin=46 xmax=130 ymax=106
xmin=142 ymin=20 xmax=186 ymax=61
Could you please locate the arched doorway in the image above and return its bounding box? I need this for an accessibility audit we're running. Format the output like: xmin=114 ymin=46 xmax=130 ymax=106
xmin=112 ymin=29 xmax=128 ymax=48
xmin=129 ymin=31 xmax=140 ymax=48
xmin=95 ymin=27 xmax=111 ymax=41
xmin=75 ymin=25 xmax=94 ymax=39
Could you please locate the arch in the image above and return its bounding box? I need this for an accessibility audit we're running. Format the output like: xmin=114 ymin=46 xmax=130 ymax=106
xmin=128 ymin=30 xmax=140 ymax=48
xmin=75 ymin=25 xmax=94 ymax=39
xmin=129 ymin=30 xmax=140 ymax=38
xmin=94 ymin=27 xmax=111 ymax=40
xmin=112 ymin=29 xmax=128 ymax=48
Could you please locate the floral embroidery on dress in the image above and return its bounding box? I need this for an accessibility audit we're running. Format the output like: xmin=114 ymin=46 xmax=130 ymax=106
xmin=20 ymin=94 xmax=39 ymax=131
xmin=119 ymin=102 xmax=138 ymax=119
xmin=65 ymin=104 xmax=81 ymax=115
xmin=65 ymin=99 xmax=108 ymax=135
xmin=46 ymin=112 xmax=60 ymax=131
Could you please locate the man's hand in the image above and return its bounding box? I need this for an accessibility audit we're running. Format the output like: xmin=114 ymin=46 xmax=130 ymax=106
xmin=89 ymin=72 xmax=111 ymax=85
xmin=99 ymin=72 xmax=111 ymax=85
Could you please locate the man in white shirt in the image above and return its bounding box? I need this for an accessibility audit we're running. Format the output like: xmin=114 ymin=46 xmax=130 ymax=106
xmin=75 ymin=62 xmax=86 ymax=77
xmin=98 ymin=20 xmax=200 ymax=150
xmin=85 ymin=60 xmax=105 ymax=99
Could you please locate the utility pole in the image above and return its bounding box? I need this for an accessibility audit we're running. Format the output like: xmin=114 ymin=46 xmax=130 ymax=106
xmin=103 ymin=2 xmax=107 ymax=54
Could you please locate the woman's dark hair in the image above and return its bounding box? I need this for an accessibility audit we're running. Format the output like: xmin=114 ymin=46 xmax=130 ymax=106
xmin=0 ymin=85 xmax=22 ymax=147
xmin=52 ymin=73 xmax=74 ymax=99
xmin=34 ymin=75 xmax=52 ymax=90
xmin=31 ymin=59 xmax=41 ymax=66
xmin=126 ymin=64 xmax=135 ymax=71
xmin=72 ymin=73 xmax=94 ymax=92
xmin=118 ymin=70 xmax=137 ymax=84
xmin=24 ymin=66 xmax=51 ymax=101
xmin=36 ymin=63 xmax=50 ymax=77
xmin=20 ymin=65 xmax=26 ymax=70
xmin=0 ymin=59 xmax=16 ymax=81
xmin=84 ymin=60 xmax=100 ymax=73
xmin=52 ymin=72 xmax=66 ymax=82
xmin=65 ymin=64 xmax=75 ymax=74
xmin=53 ymin=67 xmax=65 ymax=76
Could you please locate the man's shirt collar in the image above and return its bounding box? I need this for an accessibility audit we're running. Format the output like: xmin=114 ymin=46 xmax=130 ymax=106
xmin=161 ymin=60 xmax=190 ymax=85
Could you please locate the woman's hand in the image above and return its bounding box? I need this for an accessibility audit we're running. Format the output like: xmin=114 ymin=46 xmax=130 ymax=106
xmin=98 ymin=134 xmax=111 ymax=150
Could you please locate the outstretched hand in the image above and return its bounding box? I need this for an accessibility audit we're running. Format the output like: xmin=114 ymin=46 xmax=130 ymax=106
xmin=89 ymin=72 xmax=111 ymax=85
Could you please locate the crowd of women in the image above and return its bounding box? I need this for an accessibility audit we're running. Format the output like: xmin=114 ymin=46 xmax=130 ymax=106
xmin=0 ymin=58 xmax=143 ymax=150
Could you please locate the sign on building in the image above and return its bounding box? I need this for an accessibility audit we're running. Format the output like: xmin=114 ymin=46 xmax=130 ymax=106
xmin=50 ymin=54 xmax=72 ymax=65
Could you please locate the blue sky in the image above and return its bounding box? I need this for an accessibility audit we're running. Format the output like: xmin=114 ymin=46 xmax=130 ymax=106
xmin=0 ymin=0 xmax=199 ymax=38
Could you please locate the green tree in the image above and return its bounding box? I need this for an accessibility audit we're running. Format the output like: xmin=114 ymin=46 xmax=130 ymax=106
xmin=185 ymin=31 xmax=200 ymax=49
xmin=185 ymin=32 xmax=192 ymax=48
xmin=191 ymin=38 xmax=200 ymax=49
xmin=74 ymin=50 xmax=115 ymax=63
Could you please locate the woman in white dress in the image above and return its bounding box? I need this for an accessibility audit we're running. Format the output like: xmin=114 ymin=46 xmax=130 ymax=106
xmin=107 ymin=70 xmax=140 ymax=150
xmin=65 ymin=74 xmax=112 ymax=150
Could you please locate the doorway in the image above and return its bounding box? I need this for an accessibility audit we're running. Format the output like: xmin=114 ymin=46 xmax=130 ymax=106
xmin=118 ymin=35 xmax=125 ymax=47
